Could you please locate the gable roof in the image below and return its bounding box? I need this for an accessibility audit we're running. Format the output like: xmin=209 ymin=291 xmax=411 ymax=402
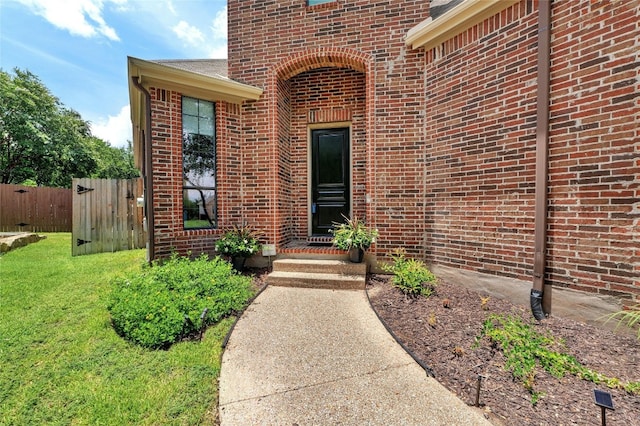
xmin=429 ymin=0 xmax=464 ymax=20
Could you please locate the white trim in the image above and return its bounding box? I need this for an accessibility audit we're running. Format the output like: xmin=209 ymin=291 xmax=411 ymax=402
xmin=128 ymin=56 xmax=262 ymax=107
xmin=406 ymin=0 xmax=520 ymax=51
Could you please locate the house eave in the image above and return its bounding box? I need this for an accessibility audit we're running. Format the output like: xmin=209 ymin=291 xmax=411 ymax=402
xmin=127 ymin=56 xmax=263 ymax=105
xmin=406 ymin=0 xmax=520 ymax=51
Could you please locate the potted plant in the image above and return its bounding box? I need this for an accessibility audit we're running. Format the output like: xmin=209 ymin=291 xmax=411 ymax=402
xmin=330 ymin=216 xmax=378 ymax=263
xmin=214 ymin=224 xmax=262 ymax=270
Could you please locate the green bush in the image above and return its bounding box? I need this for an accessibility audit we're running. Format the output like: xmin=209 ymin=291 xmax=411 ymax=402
xmin=107 ymin=253 xmax=254 ymax=349
xmin=381 ymin=248 xmax=437 ymax=296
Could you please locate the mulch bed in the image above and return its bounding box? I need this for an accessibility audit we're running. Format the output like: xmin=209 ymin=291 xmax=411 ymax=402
xmin=366 ymin=274 xmax=640 ymax=426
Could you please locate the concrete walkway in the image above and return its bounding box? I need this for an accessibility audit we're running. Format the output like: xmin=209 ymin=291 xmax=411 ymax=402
xmin=219 ymin=286 xmax=491 ymax=425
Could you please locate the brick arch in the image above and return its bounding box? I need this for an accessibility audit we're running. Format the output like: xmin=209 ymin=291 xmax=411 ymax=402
xmin=275 ymin=47 xmax=371 ymax=81
xmin=268 ymin=47 xmax=375 ymax=248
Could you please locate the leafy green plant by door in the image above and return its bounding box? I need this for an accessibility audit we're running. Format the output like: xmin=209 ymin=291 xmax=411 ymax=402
xmin=381 ymin=248 xmax=437 ymax=297
xmin=107 ymin=253 xmax=253 ymax=349
xmin=476 ymin=314 xmax=640 ymax=404
xmin=330 ymin=215 xmax=378 ymax=251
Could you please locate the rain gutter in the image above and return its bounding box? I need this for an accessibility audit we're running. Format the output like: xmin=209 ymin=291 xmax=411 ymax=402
xmin=531 ymin=0 xmax=552 ymax=320
xmin=131 ymin=76 xmax=155 ymax=263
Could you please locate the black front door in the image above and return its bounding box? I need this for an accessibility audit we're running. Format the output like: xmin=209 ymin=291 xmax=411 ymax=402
xmin=311 ymin=128 xmax=350 ymax=236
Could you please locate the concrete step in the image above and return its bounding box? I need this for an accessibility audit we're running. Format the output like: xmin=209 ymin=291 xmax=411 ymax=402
xmin=267 ymin=271 xmax=365 ymax=290
xmin=267 ymin=259 xmax=367 ymax=290
xmin=272 ymin=258 xmax=367 ymax=275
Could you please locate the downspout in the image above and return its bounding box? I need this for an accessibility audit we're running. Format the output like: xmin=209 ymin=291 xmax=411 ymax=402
xmin=531 ymin=0 xmax=552 ymax=320
xmin=131 ymin=76 xmax=155 ymax=263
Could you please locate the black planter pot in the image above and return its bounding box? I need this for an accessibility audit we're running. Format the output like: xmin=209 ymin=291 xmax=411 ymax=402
xmin=349 ymin=248 xmax=365 ymax=263
xmin=231 ymin=256 xmax=247 ymax=271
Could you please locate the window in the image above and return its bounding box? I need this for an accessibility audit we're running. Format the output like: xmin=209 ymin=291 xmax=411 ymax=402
xmin=308 ymin=0 xmax=335 ymax=5
xmin=182 ymin=96 xmax=217 ymax=229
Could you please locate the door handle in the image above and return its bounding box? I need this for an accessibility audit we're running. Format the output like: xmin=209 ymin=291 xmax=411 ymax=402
xmin=311 ymin=203 xmax=317 ymax=214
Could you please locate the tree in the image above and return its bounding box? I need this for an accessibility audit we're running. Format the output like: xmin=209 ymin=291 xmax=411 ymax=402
xmin=88 ymin=137 xmax=139 ymax=180
xmin=37 ymin=108 xmax=98 ymax=187
xmin=0 ymin=68 xmax=59 ymax=185
xmin=0 ymin=68 xmax=138 ymax=188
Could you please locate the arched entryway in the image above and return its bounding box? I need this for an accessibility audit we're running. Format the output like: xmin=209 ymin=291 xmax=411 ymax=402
xmin=269 ymin=48 xmax=374 ymax=247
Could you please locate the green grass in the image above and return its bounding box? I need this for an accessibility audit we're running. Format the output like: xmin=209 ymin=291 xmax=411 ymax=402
xmin=185 ymin=220 xmax=214 ymax=229
xmin=0 ymin=233 xmax=232 ymax=425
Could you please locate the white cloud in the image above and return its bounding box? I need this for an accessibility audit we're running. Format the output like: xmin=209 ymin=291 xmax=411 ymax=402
xmin=165 ymin=0 xmax=176 ymax=16
xmin=208 ymin=44 xmax=227 ymax=59
xmin=172 ymin=20 xmax=205 ymax=45
xmin=207 ymin=6 xmax=228 ymax=58
xmin=17 ymin=0 xmax=122 ymax=41
xmin=121 ymin=1 xmax=227 ymax=58
xmin=211 ymin=6 xmax=227 ymax=40
xmin=91 ymin=105 xmax=132 ymax=148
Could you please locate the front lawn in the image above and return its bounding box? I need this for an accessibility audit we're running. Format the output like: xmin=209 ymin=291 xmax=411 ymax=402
xmin=0 ymin=233 xmax=235 ymax=425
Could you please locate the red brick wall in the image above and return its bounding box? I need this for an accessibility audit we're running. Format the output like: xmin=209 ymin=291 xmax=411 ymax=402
xmin=423 ymin=2 xmax=539 ymax=280
xmin=148 ymin=88 xmax=244 ymax=259
xmin=228 ymin=0 xmax=431 ymax=251
xmin=546 ymin=0 xmax=639 ymax=301
xmin=218 ymin=102 xmax=244 ymax=227
xmin=421 ymin=0 xmax=639 ymax=301
xmin=289 ymin=67 xmax=367 ymax=241
xmin=148 ymin=88 xmax=182 ymax=258
xmin=142 ymin=0 xmax=639 ymax=301
xmin=276 ymin=77 xmax=293 ymax=245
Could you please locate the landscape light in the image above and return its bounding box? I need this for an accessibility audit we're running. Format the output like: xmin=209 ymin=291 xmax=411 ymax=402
xmin=593 ymin=389 xmax=614 ymax=426
xmin=475 ymin=374 xmax=486 ymax=407
xmin=199 ymin=308 xmax=209 ymax=341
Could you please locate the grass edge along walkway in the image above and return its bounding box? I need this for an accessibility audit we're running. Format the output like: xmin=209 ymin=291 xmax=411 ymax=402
xmin=0 ymin=233 xmax=234 ymax=425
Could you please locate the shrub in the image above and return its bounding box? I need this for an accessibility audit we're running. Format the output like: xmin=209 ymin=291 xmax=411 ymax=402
xmin=215 ymin=224 xmax=262 ymax=258
xmin=107 ymin=253 xmax=254 ymax=349
xmin=381 ymin=248 xmax=437 ymax=296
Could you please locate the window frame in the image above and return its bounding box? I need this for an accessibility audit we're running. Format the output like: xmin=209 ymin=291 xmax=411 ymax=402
xmin=181 ymin=96 xmax=217 ymax=230
xmin=307 ymin=0 xmax=336 ymax=6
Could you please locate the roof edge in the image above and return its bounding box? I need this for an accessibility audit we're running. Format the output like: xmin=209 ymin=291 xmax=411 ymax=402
xmin=127 ymin=56 xmax=262 ymax=104
xmin=406 ymin=0 xmax=520 ymax=51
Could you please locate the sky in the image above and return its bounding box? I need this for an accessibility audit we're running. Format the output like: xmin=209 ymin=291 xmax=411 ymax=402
xmin=0 ymin=0 xmax=228 ymax=147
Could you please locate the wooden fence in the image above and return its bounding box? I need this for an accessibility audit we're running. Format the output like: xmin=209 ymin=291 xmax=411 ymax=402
xmin=0 ymin=184 xmax=72 ymax=232
xmin=72 ymin=178 xmax=146 ymax=256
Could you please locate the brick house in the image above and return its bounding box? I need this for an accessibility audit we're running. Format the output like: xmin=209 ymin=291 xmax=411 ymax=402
xmin=128 ymin=0 xmax=639 ymax=304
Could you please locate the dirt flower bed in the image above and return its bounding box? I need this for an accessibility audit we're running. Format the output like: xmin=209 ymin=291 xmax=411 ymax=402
xmin=366 ymin=275 xmax=640 ymax=426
